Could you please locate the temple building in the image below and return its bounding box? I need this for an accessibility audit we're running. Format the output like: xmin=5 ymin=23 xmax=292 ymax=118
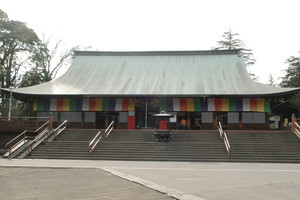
xmin=4 ymin=50 xmax=299 ymax=130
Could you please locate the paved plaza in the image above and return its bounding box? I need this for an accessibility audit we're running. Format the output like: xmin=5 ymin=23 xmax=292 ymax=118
xmin=0 ymin=167 xmax=175 ymax=200
xmin=1 ymin=159 xmax=300 ymax=200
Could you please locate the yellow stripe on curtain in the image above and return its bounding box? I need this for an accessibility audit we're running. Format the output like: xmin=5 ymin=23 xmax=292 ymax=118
xmin=221 ymin=98 xmax=229 ymax=111
xmin=95 ymin=98 xmax=103 ymax=111
xmin=33 ymin=100 xmax=37 ymax=111
xmin=128 ymin=98 xmax=136 ymax=111
xmin=187 ymin=98 xmax=194 ymax=111
xmin=257 ymin=98 xmax=265 ymax=112
xmin=62 ymin=98 xmax=70 ymax=111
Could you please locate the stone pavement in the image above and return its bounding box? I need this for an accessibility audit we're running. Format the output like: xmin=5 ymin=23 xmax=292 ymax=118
xmin=1 ymin=159 xmax=300 ymax=200
xmin=0 ymin=167 xmax=175 ymax=200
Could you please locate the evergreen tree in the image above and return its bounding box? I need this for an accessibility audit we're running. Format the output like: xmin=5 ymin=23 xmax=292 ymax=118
xmin=213 ymin=30 xmax=256 ymax=67
xmin=0 ymin=9 xmax=40 ymax=116
xmin=268 ymin=73 xmax=276 ymax=86
xmin=280 ymin=52 xmax=300 ymax=105
xmin=213 ymin=30 xmax=257 ymax=80
xmin=280 ymin=53 xmax=300 ymax=87
xmin=0 ymin=9 xmax=76 ymax=117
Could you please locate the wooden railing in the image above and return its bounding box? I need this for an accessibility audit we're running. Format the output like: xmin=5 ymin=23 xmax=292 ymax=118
xmin=218 ymin=121 xmax=231 ymax=155
xmin=3 ymin=120 xmax=50 ymax=158
xmin=88 ymin=121 xmax=114 ymax=153
xmin=0 ymin=117 xmax=51 ymax=131
xmin=292 ymin=118 xmax=300 ymax=139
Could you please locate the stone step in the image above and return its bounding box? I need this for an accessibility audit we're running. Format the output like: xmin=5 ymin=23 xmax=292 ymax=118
xmin=25 ymin=129 xmax=300 ymax=163
xmin=26 ymin=155 xmax=300 ymax=163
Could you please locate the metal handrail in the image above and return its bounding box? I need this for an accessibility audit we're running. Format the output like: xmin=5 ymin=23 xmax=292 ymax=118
xmin=34 ymin=120 xmax=50 ymax=133
xmin=4 ymin=130 xmax=28 ymax=155
xmin=52 ymin=120 xmax=68 ymax=138
xmin=292 ymin=119 xmax=300 ymax=139
xmin=4 ymin=120 xmax=50 ymax=154
xmin=88 ymin=131 xmax=102 ymax=153
xmin=19 ymin=120 xmax=68 ymax=158
xmin=88 ymin=121 xmax=115 ymax=153
xmin=26 ymin=128 xmax=50 ymax=154
xmin=218 ymin=121 xmax=231 ymax=155
xmin=105 ymin=121 xmax=115 ymax=137
xmin=218 ymin=121 xmax=223 ymax=138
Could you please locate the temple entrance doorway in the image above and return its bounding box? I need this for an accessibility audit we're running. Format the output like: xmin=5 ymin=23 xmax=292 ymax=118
xmin=96 ymin=112 xmax=106 ymax=129
xmin=135 ymin=98 xmax=159 ymax=129
xmin=216 ymin=112 xmax=228 ymax=130
xmin=96 ymin=112 xmax=119 ymax=129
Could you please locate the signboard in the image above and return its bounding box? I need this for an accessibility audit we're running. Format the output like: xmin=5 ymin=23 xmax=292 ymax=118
xmin=170 ymin=114 xmax=177 ymax=123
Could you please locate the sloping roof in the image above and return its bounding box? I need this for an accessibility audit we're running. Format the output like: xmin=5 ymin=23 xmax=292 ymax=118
xmin=4 ymin=50 xmax=300 ymax=98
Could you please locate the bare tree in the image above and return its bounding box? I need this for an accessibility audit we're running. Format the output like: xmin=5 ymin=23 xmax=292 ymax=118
xmin=26 ymin=37 xmax=78 ymax=83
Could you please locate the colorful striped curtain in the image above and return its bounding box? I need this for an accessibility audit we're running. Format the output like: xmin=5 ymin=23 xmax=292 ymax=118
xmin=33 ymin=98 xmax=136 ymax=112
xmin=33 ymin=97 xmax=270 ymax=112
xmin=159 ymin=98 xmax=270 ymax=112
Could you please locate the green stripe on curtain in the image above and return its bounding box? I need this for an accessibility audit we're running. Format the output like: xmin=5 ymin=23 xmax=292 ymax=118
xmin=229 ymin=98 xmax=236 ymax=111
xmin=103 ymin=98 xmax=109 ymax=111
xmin=70 ymin=99 xmax=76 ymax=111
xmin=160 ymin=98 xmax=167 ymax=112
xmin=37 ymin=99 xmax=44 ymax=111
xmin=264 ymin=100 xmax=270 ymax=112
xmin=194 ymin=98 xmax=201 ymax=111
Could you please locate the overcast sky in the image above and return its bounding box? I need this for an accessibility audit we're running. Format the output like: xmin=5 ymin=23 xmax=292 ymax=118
xmin=1 ymin=0 xmax=300 ymax=84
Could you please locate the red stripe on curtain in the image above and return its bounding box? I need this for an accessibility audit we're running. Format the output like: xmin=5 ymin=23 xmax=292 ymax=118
xmin=122 ymin=98 xmax=129 ymax=111
xmin=56 ymin=98 xmax=64 ymax=111
xmin=250 ymin=98 xmax=257 ymax=111
xmin=180 ymin=98 xmax=187 ymax=111
xmin=215 ymin=98 xmax=222 ymax=111
xmin=89 ymin=98 xmax=96 ymax=111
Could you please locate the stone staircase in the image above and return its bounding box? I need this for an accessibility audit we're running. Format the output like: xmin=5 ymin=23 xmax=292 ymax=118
xmin=25 ymin=129 xmax=229 ymax=161
xmin=90 ymin=130 xmax=229 ymax=162
xmin=25 ymin=129 xmax=98 ymax=159
xmin=25 ymin=129 xmax=300 ymax=163
xmin=226 ymin=131 xmax=300 ymax=163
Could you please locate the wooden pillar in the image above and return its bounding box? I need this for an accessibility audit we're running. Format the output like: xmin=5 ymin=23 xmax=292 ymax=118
xmin=57 ymin=112 xmax=61 ymax=123
xmin=187 ymin=112 xmax=191 ymax=130
xmin=128 ymin=111 xmax=136 ymax=129
xmin=81 ymin=112 xmax=85 ymax=128
xmin=212 ymin=112 xmax=217 ymax=130
xmin=49 ymin=113 xmax=53 ymax=129
xmin=292 ymin=114 xmax=296 ymax=132
xmin=265 ymin=112 xmax=269 ymax=130
xmin=239 ymin=112 xmax=243 ymax=130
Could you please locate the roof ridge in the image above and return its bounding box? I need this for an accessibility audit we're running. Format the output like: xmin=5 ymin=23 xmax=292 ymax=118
xmin=74 ymin=49 xmax=241 ymax=56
